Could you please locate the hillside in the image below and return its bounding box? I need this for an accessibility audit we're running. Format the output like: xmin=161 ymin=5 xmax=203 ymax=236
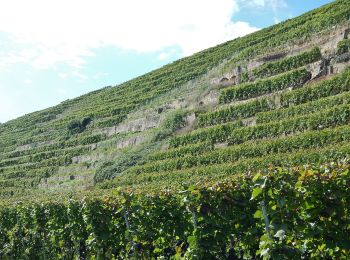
xmin=1 ymin=0 xmax=350 ymax=258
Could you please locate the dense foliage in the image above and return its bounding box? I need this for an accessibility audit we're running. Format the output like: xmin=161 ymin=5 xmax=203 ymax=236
xmin=130 ymin=125 xmax=350 ymax=174
xmin=198 ymin=68 xmax=350 ymax=127
xmin=1 ymin=162 xmax=349 ymax=259
xmin=242 ymin=47 xmax=322 ymax=81
xmin=219 ymin=68 xmax=311 ymax=103
xmin=170 ymin=121 xmax=243 ymax=148
xmin=337 ymin=39 xmax=350 ymax=54
xmin=1 ymin=1 xmax=350 ymax=258
xmin=0 ymin=0 xmax=349 ymax=197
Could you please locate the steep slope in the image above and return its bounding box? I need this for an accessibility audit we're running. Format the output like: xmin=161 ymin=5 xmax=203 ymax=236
xmin=1 ymin=1 xmax=350 ymax=258
xmin=1 ymin=0 xmax=350 ymax=200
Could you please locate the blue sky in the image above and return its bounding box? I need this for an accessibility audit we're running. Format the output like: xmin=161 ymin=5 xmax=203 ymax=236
xmin=0 ymin=0 xmax=333 ymax=123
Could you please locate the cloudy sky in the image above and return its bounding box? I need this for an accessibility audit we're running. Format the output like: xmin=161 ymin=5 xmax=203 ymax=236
xmin=0 ymin=0 xmax=333 ymax=123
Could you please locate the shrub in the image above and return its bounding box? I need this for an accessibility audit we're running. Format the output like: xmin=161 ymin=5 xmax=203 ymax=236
xmin=93 ymin=154 xmax=141 ymax=184
xmin=67 ymin=117 xmax=92 ymax=134
xmin=336 ymin=39 xmax=350 ymax=55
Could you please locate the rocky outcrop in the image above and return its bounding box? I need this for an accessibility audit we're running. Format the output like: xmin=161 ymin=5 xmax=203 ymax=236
xmin=116 ymin=135 xmax=145 ymax=149
xmin=306 ymin=60 xmax=327 ymax=80
xmin=211 ymin=66 xmax=245 ymax=87
xmin=199 ymin=90 xmax=220 ymax=107
xmin=156 ymin=99 xmax=187 ymax=114
xmin=16 ymin=140 xmax=55 ymax=151
xmin=102 ymin=115 xmax=161 ymax=136
xmin=257 ymin=51 xmax=288 ymax=63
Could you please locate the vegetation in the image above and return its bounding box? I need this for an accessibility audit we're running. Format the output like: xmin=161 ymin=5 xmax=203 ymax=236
xmin=241 ymin=47 xmax=322 ymax=81
xmin=1 ymin=162 xmax=349 ymax=259
xmin=1 ymin=0 xmax=350 ymax=258
xmin=67 ymin=117 xmax=92 ymax=134
xmin=219 ymin=68 xmax=311 ymax=103
xmin=337 ymin=39 xmax=350 ymax=54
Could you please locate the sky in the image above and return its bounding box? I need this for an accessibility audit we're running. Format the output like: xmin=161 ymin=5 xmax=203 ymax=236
xmin=0 ymin=0 xmax=334 ymax=123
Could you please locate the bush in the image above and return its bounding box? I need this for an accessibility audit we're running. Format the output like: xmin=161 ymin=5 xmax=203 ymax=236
xmin=67 ymin=117 xmax=92 ymax=134
xmin=93 ymin=154 xmax=141 ymax=184
xmin=163 ymin=109 xmax=188 ymax=132
xmin=336 ymin=39 xmax=350 ymax=55
xmin=67 ymin=120 xmax=83 ymax=134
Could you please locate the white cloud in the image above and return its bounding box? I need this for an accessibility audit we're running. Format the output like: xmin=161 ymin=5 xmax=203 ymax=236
xmin=0 ymin=0 xmax=258 ymax=69
xmin=58 ymin=73 xmax=69 ymax=79
xmin=244 ymin=0 xmax=287 ymax=12
xmin=24 ymin=79 xmax=32 ymax=85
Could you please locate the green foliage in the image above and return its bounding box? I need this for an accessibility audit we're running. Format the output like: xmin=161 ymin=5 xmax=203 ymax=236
xmin=148 ymin=141 xmax=213 ymax=161
xmin=67 ymin=117 xmax=92 ymax=134
xmin=280 ymin=68 xmax=350 ymax=106
xmin=1 ymin=162 xmax=350 ymax=258
xmin=198 ymin=99 xmax=271 ymax=127
xmin=110 ymin=142 xmax=350 ymax=190
xmin=336 ymin=39 xmax=350 ymax=54
xmin=162 ymin=109 xmax=188 ymax=132
xmin=172 ymin=103 xmax=350 ymax=150
xmin=250 ymin=47 xmax=322 ymax=79
xmin=199 ymin=68 xmax=350 ymax=128
xmin=93 ymin=153 xmax=141 ymax=184
xmin=257 ymin=90 xmax=350 ymax=123
xmin=220 ymin=68 xmax=311 ymax=103
xmin=228 ymin=104 xmax=350 ymax=146
xmin=128 ymin=125 xmax=350 ymax=174
xmin=0 ymin=0 xmax=349 ymax=193
xmin=152 ymin=109 xmax=189 ymax=141
xmin=1 ymin=3 xmax=350 ymax=258
xmin=170 ymin=120 xmax=243 ymax=148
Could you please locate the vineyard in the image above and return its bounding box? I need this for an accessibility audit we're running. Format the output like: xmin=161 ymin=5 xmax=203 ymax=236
xmin=1 ymin=0 xmax=350 ymax=258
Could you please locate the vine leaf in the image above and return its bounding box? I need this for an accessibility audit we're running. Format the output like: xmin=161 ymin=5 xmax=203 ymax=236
xmin=251 ymin=187 xmax=263 ymax=200
xmin=254 ymin=210 xmax=263 ymax=219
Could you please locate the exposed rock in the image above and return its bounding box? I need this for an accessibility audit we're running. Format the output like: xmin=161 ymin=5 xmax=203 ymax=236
xmin=212 ymin=66 xmax=244 ymax=87
xmin=103 ymin=115 xmax=161 ymax=136
xmin=90 ymin=143 xmax=98 ymax=150
xmin=38 ymin=171 xmax=94 ymax=190
xmin=155 ymin=99 xmax=187 ymax=114
xmin=16 ymin=143 xmax=36 ymax=151
xmin=246 ymin=60 xmax=264 ymax=72
xmin=320 ymin=27 xmax=349 ymax=55
xmin=257 ymin=51 xmax=288 ymax=63
xmin=185 ymin=113 xmax=196 ymax=127
xmin=330 ymin=56 xmax=350 ymax=74
xmin=116 ymin=135 xmax=145 ymax=149
xmin=72 ymin=155 xmax=99 ymax=164
xmin=306 ymin=60 xmax=327 ymax=80
xmin=199 ymin=90 xmax=219 ymax=107
xmin=16 ymin=140 xmax=55 ymax=151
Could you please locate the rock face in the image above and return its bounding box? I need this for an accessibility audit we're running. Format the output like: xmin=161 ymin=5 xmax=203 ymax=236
xmin=330 ymin=56 xmax=350 ymax=74
xmin=116 ymin=135 xmax=145 ymax=149
xmin=185 ymin=113 xmax=196 ymax=127
xmin=155 ymin=99 xmax=187 ymax=114
xmin=211 ymin=66 xmax=245 ymax=87
xmin=16 ymin=141 xmax=55 ymax=151
xmin=320 ymin=26 xmax=348 ymax=55
xmin=210 ymin=25 xmax=350 ymax=93
xmin=199 ymin=90 xmax=220 ymax=107
xmin=103 ymin=115 xmax=161 ymax=136
xmin=307 ymin=60 xmax=327 ymax=80
xmin=257 ymin=51 xmax=288 ymax=63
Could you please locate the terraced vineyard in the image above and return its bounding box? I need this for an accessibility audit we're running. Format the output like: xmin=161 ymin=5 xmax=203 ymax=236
xmin=1 ymin=0 xmax=350 ymax=258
